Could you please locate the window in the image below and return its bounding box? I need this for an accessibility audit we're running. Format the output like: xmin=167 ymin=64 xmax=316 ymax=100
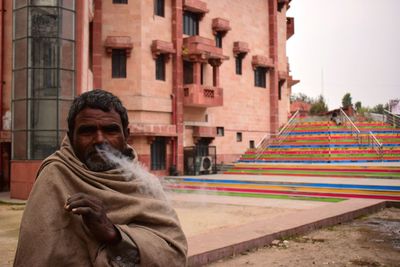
xmin=254 ymin=67 xmax=267 ymax=88
xmin=113 ymin=0 xmax=128 ymax=4
xmin=235 ymin=54 xmax=244 ymax=75
xmin=155 ymin=55 xmax=165 ymax=81
xmin=183 ymin=11 xmax=199 ymax=36
xmin=183 ymin=60 xmax=193 ymax=84
xmin=201 ymin=63 xmax=205 ymax=85
xmin=112 ymin=49 xmax=127 ymax=78
xmin=154 ymin=0 xmax=164 ymax=17
xmin=151 ymin=137 xmax=166 ymax=170
xmin=217 ymin=127 xmax=224 ymax=136
xmin=278 ymin=80 xmax=285 ymax=100
xmin=249 ymin=140 xmax=255 ymax=149
xmin=236 ymin=132 xmax=242 ymax=142
xmin=215 ymin=32 xmax=223 ymax=48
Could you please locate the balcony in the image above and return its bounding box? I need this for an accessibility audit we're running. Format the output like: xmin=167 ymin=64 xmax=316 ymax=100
xmin=183 ymin=84 xmax=223 ymax=107
xmin=212 ymin=18 xmax=231 ymax=35
xmin=104 ymin=36 xmax=133 ymax=56
xmin=233 ymin=41 xmax=250 ymax=57
xmin=183 ymin=36 xmax=228 ymax=61
xmin=252 ymin=55 xmax=274 ymax=69
xmin=287 ymin=17 xmax=294 ymax=39
xmin=151 ymin=40 xmax=176 ymax=60
xmin=193 ymin=126 xmax=217 ymax=138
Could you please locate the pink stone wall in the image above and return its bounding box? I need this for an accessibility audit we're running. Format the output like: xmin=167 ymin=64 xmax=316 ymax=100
xmin=99 ymin=0 xmax=292 ymax=165
xmin=187 ymin=0 xmax=275 ymax=157
xmin=101 ymin=0 xmax=143 ymax=101
xmin=76 ymin=0 xmax=92 ymax=93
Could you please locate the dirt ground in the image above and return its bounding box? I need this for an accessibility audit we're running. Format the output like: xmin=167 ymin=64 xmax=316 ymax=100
xmin=207 ymin=207 xmax=400 ymax=267
xmin=1 ymin=203 xmax=399 ymax=267
xmin=0 ymin=204 xmax=24 ymax=267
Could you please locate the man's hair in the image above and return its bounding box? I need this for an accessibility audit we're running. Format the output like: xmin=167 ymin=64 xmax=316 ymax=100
xmin=67 ymin=89 xmax=129 ymax=138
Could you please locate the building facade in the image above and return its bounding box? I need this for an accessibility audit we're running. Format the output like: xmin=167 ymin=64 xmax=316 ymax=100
xmin=0 ymin=0 xmax=297 ymax=199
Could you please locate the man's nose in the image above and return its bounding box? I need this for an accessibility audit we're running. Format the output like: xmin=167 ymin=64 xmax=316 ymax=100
xmin=93 ymin=130 xmax=106 ymax=144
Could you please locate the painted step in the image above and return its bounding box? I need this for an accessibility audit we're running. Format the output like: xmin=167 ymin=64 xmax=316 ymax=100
xmin=164 ymin=176 xmax=400 ymax=201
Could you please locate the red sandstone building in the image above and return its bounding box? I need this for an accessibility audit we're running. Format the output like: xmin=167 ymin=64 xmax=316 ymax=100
xmin=0 ymin=0 xmax=297 ymax=199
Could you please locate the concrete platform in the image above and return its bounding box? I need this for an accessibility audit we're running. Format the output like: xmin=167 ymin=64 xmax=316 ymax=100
xmin=166 ymin=173 xmax=400 ymax=266
xmin=181 ymin=196 xmax=390 ymax=266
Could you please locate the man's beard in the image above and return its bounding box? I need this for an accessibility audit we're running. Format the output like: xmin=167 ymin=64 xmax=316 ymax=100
xmin=84 ymin=143 xmax=123 ymax=172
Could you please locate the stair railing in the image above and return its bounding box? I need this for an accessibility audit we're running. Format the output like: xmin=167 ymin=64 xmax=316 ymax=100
xmin=362 ymin=131 xmax=383 ymax=161
xmin=339 ymin=108 xmax=383 ymax=160
xmin=339 ymin=108 xmax=361 ymax=144
xmin=384 ymin=109 xmax=400 ymax=128
xmin=254 ymin=110 xmax=300 ymax=160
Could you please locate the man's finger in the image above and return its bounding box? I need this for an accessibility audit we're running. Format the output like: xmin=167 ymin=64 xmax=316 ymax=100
xmin=70 ymin=207 xmax=93 ymax=216
xmin=66 ymin=193 xmax=102 ymax=206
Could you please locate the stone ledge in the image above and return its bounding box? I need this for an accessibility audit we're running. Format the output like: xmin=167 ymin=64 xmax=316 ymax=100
xmin=104 ymin=36 xmax=133 ymax=55
xmin=212 ymin=18 xmax=231 ymax=35
xmin=151 ymin=40 xmax=176 ymax=60
xmin=187 ymin=199 xmax=387 ymax=266
xmin=233 ymin=41 xmax=250 ymax=57
xmin=251 ymin=55 xmax=274 ymax=69
xmin=184 ymin=0 xmax=209 ymax=14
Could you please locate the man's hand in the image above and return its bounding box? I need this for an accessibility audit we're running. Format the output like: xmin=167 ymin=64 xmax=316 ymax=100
xmin=64 ymin=193 xmax=121 ymax=245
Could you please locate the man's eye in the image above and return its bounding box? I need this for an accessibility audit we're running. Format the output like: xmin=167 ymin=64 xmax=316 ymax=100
xmin=77 ymin=126 xmax=96 ymax=134
xmin=103 ymin=125 xmax=121 ymax=133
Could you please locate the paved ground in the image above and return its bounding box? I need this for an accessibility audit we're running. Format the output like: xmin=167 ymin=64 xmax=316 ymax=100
xmin=207 ymin=207 xmax=400 ymax=267
xmin=1 ymin=170 xmax=399 ymax=266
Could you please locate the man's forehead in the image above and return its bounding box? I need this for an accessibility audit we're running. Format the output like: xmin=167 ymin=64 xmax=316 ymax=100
xmin=75 ymin=107 xmax=122 ymax=124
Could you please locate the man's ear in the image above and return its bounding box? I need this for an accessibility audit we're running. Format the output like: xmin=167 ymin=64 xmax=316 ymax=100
xmin=124 ymin=128 xmax=130 ymax=140
xmin=67 ymin=131 xmax=73 ymax=142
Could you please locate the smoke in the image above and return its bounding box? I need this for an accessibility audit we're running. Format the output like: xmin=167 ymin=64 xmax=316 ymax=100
xmin=95 ymin=145 xmax=167 ymax=201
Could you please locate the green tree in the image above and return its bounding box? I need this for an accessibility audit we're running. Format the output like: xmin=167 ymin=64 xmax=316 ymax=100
xmin=309 ymin=95 xmax=328 ymax=115
xmin=342 ymin=93 xmax=352 ymax=108
xmin=290 ymin=92 xmax=313 ymax=104
xmin=371 ymin=104 xmax=384 ymax=114
xmin=355 ymin=101 xmax=362 ymax=111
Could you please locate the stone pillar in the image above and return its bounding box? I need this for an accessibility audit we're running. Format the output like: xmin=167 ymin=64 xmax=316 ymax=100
xmin=93 ymin=0 xmax=103 ymax=89
xmin=172 ymin=0 xmax=184 ymax=174
xmin=212 ymin=65 xmax=219 ymax=87
xmin=209 ymin=59 xmax=222 ymax=87
xmin=193 ymin=62 xmax=201 ymax=85
xmin=268 ymin=0 xmax=279 ymax=133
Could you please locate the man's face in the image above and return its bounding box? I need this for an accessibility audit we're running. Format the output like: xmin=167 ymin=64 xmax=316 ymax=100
xmin=71 ymin=107 xmax=128 ymax=172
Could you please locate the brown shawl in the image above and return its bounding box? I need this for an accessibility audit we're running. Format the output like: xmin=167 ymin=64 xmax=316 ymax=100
xmin=14 ymin=137 xmax=187 ymax=266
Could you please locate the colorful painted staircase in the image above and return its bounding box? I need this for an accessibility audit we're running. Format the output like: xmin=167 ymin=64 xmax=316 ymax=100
xmin=165 ymin=120 xmax=400 ymax=202
xmin=237 ymin=120 xmax=400 ymax=164
xmin=164 ymin=176 xmax=400 ymax=202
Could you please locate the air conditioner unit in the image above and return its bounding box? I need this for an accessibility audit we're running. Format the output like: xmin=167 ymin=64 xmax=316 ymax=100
xmin=199 ymin=156 xmax=213 ymax=172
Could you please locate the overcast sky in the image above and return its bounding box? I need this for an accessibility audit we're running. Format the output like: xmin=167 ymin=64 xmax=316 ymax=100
xmin=287 ymin=0 xmax=400 ymax=109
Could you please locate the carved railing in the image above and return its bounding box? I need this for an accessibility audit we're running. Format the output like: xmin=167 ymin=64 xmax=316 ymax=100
xmin=254 ymin=110 xmax=300 ymax=160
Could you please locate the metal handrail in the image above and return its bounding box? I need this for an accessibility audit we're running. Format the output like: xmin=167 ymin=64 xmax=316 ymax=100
xmin=339 ymin=108 xmax=360 ymax=143
xmin=360 ymin=131 xmax=383 ymax=160
xmin=254 ymin=110 xmax=300 ymax=160
xmin=339 ymin=108 xmax=383 ymax=160
xmin=384 ymin=109 xmax=400 ymax=128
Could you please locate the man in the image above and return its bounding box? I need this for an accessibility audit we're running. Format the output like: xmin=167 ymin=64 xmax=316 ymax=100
xmin=14 ymin=89 xmax=187 ymax=266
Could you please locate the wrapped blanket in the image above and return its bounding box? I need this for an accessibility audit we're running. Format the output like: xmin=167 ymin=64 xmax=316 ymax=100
xmin=14 ymin=137 xmax=187 ymax=266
